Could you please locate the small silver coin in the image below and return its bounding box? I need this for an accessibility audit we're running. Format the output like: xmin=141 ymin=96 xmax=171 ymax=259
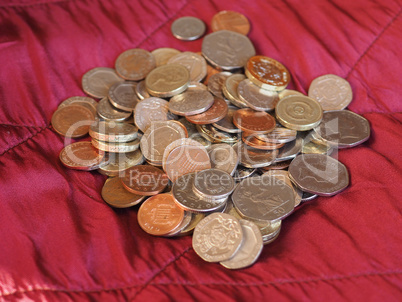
xmin=212 ymin=106 xmax=242 ymax=134
xmin=165 ymin=211 xmax=193 ymax=237
xmin=98 ymin=150 xmax=144 ymax=177
xmin=233 ymin=142 xmax=278 ymax=168
xmin=167 ymin=52 xmax=207 ymax=82
xmin=171 ymin=17 xmax=206 ymax=41
xmin=208 ymin=143 xmax=239 ymax=176
xmin=197 ymin=124 xmax=240 ymax=144
xmin=134 ymin=97 xmax=172 ymax=132
xmin=233 ymin=165 xmax=257 ymax=182
xmin=108 ymin=81 xmax=138 ymax=112
xmin=274 ymin=135 xmax=303 ymax=162
xmin=223 ymin=74 xmax=248 ymax=108
xmin=169 ymin=90 xmax=214 ymax=116
xmin=193 ymin=169 xmax=235 ymax=200
xmin=301 ymin=191 xmax=318 ymax=202
xmin=82 ymin=67 xmax=124 ymax=99
xmin=255 ymin=126 xmax=297 ymax=144
xmin=237 ymin=79 xmax=279 ymax=111
xmin=208 ymin=72 xmax=232 ymax=100
xmin=97 ymin=97 xmax=131 ymax=122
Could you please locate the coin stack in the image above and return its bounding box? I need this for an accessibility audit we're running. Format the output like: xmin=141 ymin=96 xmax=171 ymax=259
xmin=52 ymin=10 xmax=371 ymax=270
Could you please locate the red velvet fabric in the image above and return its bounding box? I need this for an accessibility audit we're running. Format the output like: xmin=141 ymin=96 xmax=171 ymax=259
xmin=0 ymin=0 xmax=401 ymax=300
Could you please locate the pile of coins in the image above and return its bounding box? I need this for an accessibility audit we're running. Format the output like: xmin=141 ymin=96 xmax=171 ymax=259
xmin=52 ymin=10 xmax=371 ymax=269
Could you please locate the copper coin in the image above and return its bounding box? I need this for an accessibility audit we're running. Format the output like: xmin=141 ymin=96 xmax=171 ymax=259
xmin=59 ymin=141 xmax=105 ymax=171
xmin=115 ymin=48 xmax=156 ymax=81
xmin=233 ymin=142 xmax=278 ymax=168
xmin=242 ymin=133 xmax=285 ymax=150
xmin=101 ymin=177 xmax=145 ymax=208
xmin=137 ymin=193 xmax=184 ymax=236
xmin=203 ymin=63 xmax=221 ymax=85
xmin=58 ymin=96 xmax=98 ymax=116
xmin=162 ymin=138 xmax=205 ymax=171
xmin=108 ymin=81 xmax=139 ymax=112
xmin=245 ymin=56 xmax=290 ymax=91
xmin=255 ymin=126 xmax=297 ymax=144
xmin=89 ymin=121 xmax=138 ymax=142
xmin=52 ymin=105 xmax=94 ymax=138
xmin=134 ymin=97 xmax=171 ymax=132
xmin=82 ymin=67 xmax=124 ymax=99
xmin=185 ymin=98 xmax=228 ymax=124
xmin=212 ymin=106 xmax=242 ymax=133
xmin=120 ymin=165 xmax=169 ymax=196
xmin=211 ymin=11 xmax=250 ymax=35
xmin=233 ymin=108 xmax=276 ymax=134
xmin=207 ymin=72 xmax=232 ymax=99
xmin=97 ymin=97 xmax=131 ymax=122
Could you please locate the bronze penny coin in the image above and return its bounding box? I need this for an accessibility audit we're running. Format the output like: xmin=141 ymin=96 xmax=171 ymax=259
xmin=120 ymin=165 xmax=169 ymax=196
xmin=101 ymin=177 xmax=145 ymax=208
xmin=108 ymin=81 xmax=139 ymax=112
xmin=115 ymin=48 xmax=156 ymax=81
xmin=59 ymin=141 xmax=105 ymax=171
xmin=242 ymin=133 xmax=285 ymax=150
xmin=245 ymin=56 xmax=290 ymax=91
xmin=233 ymin=108 xmax=276 ymax=134
xmin=212 ymin=106 xmax=242 ymax=133
xmin=52 ymin=105 xmax=94 ymax=138
xmin=58 ymin=96 xmax=98 ymax=116
xmin=211 ymin=11 xmax=250 ymax=35
xmin=185 ymin=98 xmax=228 ymax=125
xmin=288 ymin=154 xmax=349 ymax=196
xmin=137 ymin=193 xmax=184 ymax=236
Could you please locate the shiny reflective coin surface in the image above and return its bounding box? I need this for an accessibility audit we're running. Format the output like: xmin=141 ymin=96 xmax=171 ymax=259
xmin=89 ymin=121 xmax=138 ymax=142
xmin=275 ymin=95 xmax=323 ymax=131
xmin=208 ymin=143 xmax=239 ymax=176
xmin=233 ymin=165 xmax=256 ymax=181
xmin=121 ymin=165 xmax=169 ymax=196
xmin=138 ymin=193 xmax=184 ymax=236
xmin=223 ymin=74 xmax=247 ymax=108
xmin=98 ymin=150 xmax=144 ymax=177
xmin=59 ymin=141 xmax=105 ymax=171
xmin=165 ymin=211 xmax=193 ymax=237
xmin=152 ymin=48 xmax=181 ymax=67
xmin=197 ymin=124 xmax=240 ymax=144
xmin=212 ymin=106 xmax=242 ymax=133
xmin=185 ymin=97 xmax=228 ymax=124
xmin=169 ymin=90 xmax=214 ymax=116
xmin=211 ymin=10 xmax=251 ymax=35
xmin=208 ymin=72 xmax=232 ymax=99
xmin=134 ymin=97 xmax=171 ymax=132
xmin=308 ymin=74 xmax=353 ymax=111
xmin=97 ymin=97 xmax=131 ymax=122
xmin=101 ymin=177 xmax=145 ymax=208
xmin=202 ymin=30 xmax=255 ymax=70
xmin=193 ymin=213 xmax=243 ymax=262
xmin=187 ymin=82 xmax=208 ymax=91
xmin=237 ymin=79 xmax=279 ymax=111
xmin=234 ymin=142 xmax=278 ymax=168
xmin=255 ymin=126 xmax=297 ymax=144
xmin=288 ymin=154 xmax=349 ymax=196
xmin=115 ymin=48 xmax=156 ymax=81
xmin=52 ymin=105 xmax=94 ymax=138
xmin=274 ymin=135 xmax=302 ymax=162
xmin=301 ymin=191 xmax=318 ymax=202
xmin=259 ymin=159 xmax=292 ymax=171
xmin=193 ymin=169 xmax=235 ymax=200
xmin=313 ymin=110 xmax=370 ymax=148
xmin=171 ymin=17 xmax=206 ymax=41
xmin=82 ymin=67 xmax=124 ymax=98
xmin=91 ymin=138 xmax=140 ymax=153
xmin=245 ymin=56 xmax=290 ymax=91
xmin=135 ymin=80 xmax=150 ymax=100
xmin=279 ymin=89 xmax=305 ymax=99
xmin=232 ymin=174 xmax=295 ymax=221
xmin=220 ymin=219 xmax=263 ymax=269
xmin=242 ymin=133 xmax=284 ymax=150
xmin=168 ymin=52 xmax=207 ymax=82
xmin=302 ymin=140 xmax=333 ymax=155
xmin=233 ymin=108 xmax=276 ymax=134
xmin=108 ymin=81 xmax=138 ymax=112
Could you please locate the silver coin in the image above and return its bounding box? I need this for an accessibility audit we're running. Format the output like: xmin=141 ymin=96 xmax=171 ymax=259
xmin=169 ymin=90 xmax=214 ymax=116
xmin=97 ymin=97 xmax=131 ymax=122
xmin=255 ymin=126 xmax=297 ymax=144
xmin=135 ymin=80 xmax=150 ymax=100
xmin=202 ymin=30 xmax=256 ymax=70
xmin=134 ymin=97 xmax=171 ymax=132
xmin=152 ymin=48 xmax=181 ymax=67
xmin=197 ymin=124 xmax=240 ymax=144
xmin=220 ymin=219 xmax=263 ymax=269
xmin=313 ymin=110 xmax=370 ymax=148
xmin=187 ymin=81 xmax=208 ymax=91
xmin=167 ymin=52 xmax=207 ymax=82
xmin=82 ymin=67 xmax=124 ymax=99
xmin=193 ymin=169 xmax=235 ymax=200
xmin=115 ymin=49 xmax=156 ymax=81
xmin=232 ymin=174 xmax=295 ymax=222
xmin=171 ymin=17 xmax=206 ymax=41
xmin=98 ymin=150 xmax=144 ymax=177
xmin=274 ymin=135 xmax=303 ymax=162
xmin=178 ymin=118 xmax=211 ymax=147
xmin=237 ymin=79 xmax=279 ymax=111
xmin=233 ymin=142 xmax=278 ymax=168
xmin=233 ymin=165 xmax=256 ymax=182
xmin=165 ymin=211 xmax=193 ymax=237
xmin=262 ymin=170 xmax=302 ymax=207
xmin=260 ymin=220 xmax=282 ymax=244
xmin=108 ymin=81 xmax=138 ymax=112
xmin=207 ymin=72 xmax=232 ymax=99
xmin=301 ymin=191 xmax=318 ymax=202
xmin=192 ymin=213 xmax=243 ymax=262
xmin=208 ymin=143 xmax=238 ymax=176
xmin=172 ymin=173 xmax=227 ymax=213
xmin=89 ymin=121 xmax=138 ymax=142
xmin=92 ymin=138 xmax=140 ymax=153
xmin=223 ymin=74 xmax=248 ymax=108
xmin=162 ymin=138 xmax=206 ymax=171
xmin=212 ymin=106 xmax=242 ymax=133
xmin=288 ymin=154 xmax=349 ymax=196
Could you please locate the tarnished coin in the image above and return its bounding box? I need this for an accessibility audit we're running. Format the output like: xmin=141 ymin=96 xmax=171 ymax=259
xmin=275 ymin=95 xmax=323 ymax=131
xmin=82 ymin=67 xmax=124 ymax=99
xmin=208 ymin=143 xmax=238 ymax=176
xmin=313 ymin=110 xmax=370 ymax=148
xmin=193 ymin=169 xmax=235 ymax=200
xmin=279 ymin=89 xmax=305 ymax=99
xmin=167 ymin=52 xmax=207 ymax=82
xmin=101 ymin=177 xmax=145 ymax=208
xmin=135 ymin=80 xmax=150 ymax=100
xmin=233 ymin=165 xmax=256 ymax=181
xmin=152 ymin=48 xmax=181 ymax=67
xmin=202 ymin=30 xmax=255 ymax=70
xmin=245 ymin=56 xmax=290 ymax=91
xmin=211 ymin=10 xmax=250 ymax=35
xmin=274 ymin=135 xmax=302 ymax=162
xmin=308 ymin=74 xmax=353 ymax=111
xmin=242 ymin=133 xmax=284 ymax=150
xmin=232 ymin=175 xmax=295 ymax=221
xmin=186 ymin=98 xmax=228 ymax=124
xmin=97 ymin=97 xmax=131 ymax=122
xmin=197 ymin=124 xmax=240 ymax=144
xmin=138 ymin=193 xmax=184 ymax=236
xmin=288 ymin=154 xmax=349 ymax=196
xmin=98 ymin=150 xmax=144 ymax=177
xmin=89 ymin=121 xmax=138 ymax=142
xmin=92 ymin=138 xmax=140 ymax=153
xmin=121 ymin=165 xmax=169 ymax=196
xmin=255 ymin=126 xmax=297 ymax=144
xmin=212 ymin=106 xmax=242 ymax=133
xmin=58 ymin=96 xmax=98 ymax=116
xmin=223 ymin=74 xmax=247 ymax=108
xmin=140 ymin=121 xmax=188 ymax=164
xmin=59 ymin=141 xmax=105 ymax=171
xmin=115 ymin=49 xmax=156 ymax=81
xmin=108 ymin=81 xmax=138 ymax=112
xmin=52 ymin=105 xmax=94 ymax=138
xmin=220 ymin=219 xmax=263 ymax=269
xmin=165 ymin=144 xmax=211 ymax=182
xmin=208 ymin=72 xmax=232 ymax=99
xmin=145 ymin=64 xmax=190 ymax=98
xmin=193 ymin=213 xmax=243 ymax=262
xmin=171 ymin=17 xmax=206 ymax=41
xmin=233 ymin=142 xmax=278 ymax=168
xmin=169 ymin=90 xmax=214 ymax=116
xmin=233 ymin=108 xmax=276 ymax=134
xmin=162 ymin=138 xmax=205 ymax=171
xmin=237 ymin=79 xmax=279 ymax=111
xmin=301 ymin=191 xmax=318 ymax=202
xmin=134 ymin=97 xmax=171 ymax=132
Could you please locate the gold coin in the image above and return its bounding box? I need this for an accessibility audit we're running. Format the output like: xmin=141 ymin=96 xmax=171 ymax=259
xmin=101 ymin=177 xmax=145 ymax=208
xmin=275 ymin=95 xmax=323 ymax=131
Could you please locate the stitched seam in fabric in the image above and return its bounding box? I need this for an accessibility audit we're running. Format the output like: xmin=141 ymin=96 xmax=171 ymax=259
xmin=0 ymin=123 xmax=47 ymax=129
xmin=0 ymin=270 xmax=400 ymax=297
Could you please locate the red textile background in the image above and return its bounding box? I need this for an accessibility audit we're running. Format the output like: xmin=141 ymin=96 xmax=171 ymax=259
xmin=0 ymin=0 xmax=401 ymax=301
